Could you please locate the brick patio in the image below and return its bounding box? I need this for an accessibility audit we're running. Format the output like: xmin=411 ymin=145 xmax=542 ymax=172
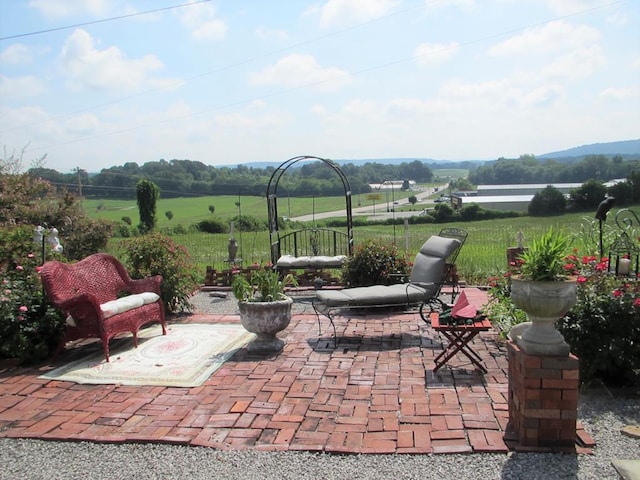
xmin=0 ymin=288 xmax=593 ymax=454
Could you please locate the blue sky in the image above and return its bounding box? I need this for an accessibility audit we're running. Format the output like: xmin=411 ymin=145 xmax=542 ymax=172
xmin=1 ymin=0 xmax=638 ymax=173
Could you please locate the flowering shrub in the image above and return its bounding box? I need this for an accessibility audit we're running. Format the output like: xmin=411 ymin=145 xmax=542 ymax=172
xmin=488 ymin=252 xmax=640 ymax=385
xmin=341 ymin=240 xmax=410 ymax=287
xmin=557 ymin=255 xmax=640 ymax=385
xmin=0 ymin=252 xmax=65 ymax=364
xmin=119 ymin=232 xmax=200 ymax=313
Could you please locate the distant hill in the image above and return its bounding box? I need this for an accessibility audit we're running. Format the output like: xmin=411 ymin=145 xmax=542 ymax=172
xmin=241 ymin=140 xmax=639 ymax=169
xmin=538 ymin=139 xmax=640 ymax=159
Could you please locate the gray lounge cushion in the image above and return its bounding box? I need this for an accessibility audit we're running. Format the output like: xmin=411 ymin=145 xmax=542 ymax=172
xmin=316 ymin=283 xmax=432 ymax=308
xmin=315 ymin=235 xmax=461 ymax=310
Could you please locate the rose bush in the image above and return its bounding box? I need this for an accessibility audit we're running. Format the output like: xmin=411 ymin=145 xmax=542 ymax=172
xmin=557 ymin=254 xmax=640 ymax=385
xmin=487 ymin=251 xmax=640 ymax=385
xmin=0 ymin=251 xmax=65 ymax=364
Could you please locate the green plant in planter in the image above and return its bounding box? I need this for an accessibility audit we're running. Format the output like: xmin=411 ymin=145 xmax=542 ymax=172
xmin=516 ymin=227 xmax=573 ymax=281
xmin=232 ymin=268 xmax=298 ymax=302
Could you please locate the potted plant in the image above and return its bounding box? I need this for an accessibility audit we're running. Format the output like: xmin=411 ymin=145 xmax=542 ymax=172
xmin=231 ymin=268 xmax=298 ymax=353
xmin=509 ymin=227 xmax=577 ymax=356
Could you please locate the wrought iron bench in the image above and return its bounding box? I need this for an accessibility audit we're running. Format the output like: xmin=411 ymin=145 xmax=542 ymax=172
xmin=273 ymin=227 xmax=352 ymax=273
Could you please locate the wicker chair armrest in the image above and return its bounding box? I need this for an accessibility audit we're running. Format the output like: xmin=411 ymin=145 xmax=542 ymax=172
xmin=57 ymin=292 xmax=104 ymax=321
xmin=127 ymin=275 xmax=163 ymax=295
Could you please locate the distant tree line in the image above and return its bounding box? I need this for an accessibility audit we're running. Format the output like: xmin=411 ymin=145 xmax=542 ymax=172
xmin=468 ymin=154 xmax=639 ymax=185
xmin=29 ymin=159 xmax=434 ymax=200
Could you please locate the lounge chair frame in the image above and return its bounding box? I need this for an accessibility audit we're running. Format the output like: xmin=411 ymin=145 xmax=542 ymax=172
xmin=312 ymin=228 xmax=468 ymax=345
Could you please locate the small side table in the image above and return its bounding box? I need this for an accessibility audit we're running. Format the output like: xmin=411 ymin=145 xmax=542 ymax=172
xmin=432 ymin=315 xmax=492 ymax=373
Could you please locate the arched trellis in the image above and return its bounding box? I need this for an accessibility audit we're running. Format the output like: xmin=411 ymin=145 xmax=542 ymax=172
xmin=267 ymin=155 xmax=353 ymax=267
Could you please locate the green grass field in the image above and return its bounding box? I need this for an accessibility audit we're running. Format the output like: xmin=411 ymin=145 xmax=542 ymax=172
xmin=84 ymin=189 xmax=638 ymax=284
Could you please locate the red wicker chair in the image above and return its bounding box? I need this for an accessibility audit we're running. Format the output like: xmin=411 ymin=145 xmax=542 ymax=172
xmin=40 ymin=253 xmax=167 ymax=362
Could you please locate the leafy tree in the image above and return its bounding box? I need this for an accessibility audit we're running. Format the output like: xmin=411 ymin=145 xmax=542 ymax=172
xmin=136 ymin=179 xmax=160 ymax=233
xmin=121 ymin=216 xmax=132 ymax=225
xmin=165 ymin=211 xmax=174 ymax=221
xmin=528 ymin=186 xmax=566 ymax=216
xmin=569 ymin=180 xmax=607 ymax=211
xmin=433 ymin=203 xmax=455 ymax=222
xmin=408 ymin=195 xmax=418 ymax=205
xmin=208 ymin=205 xmax=215 ymax=214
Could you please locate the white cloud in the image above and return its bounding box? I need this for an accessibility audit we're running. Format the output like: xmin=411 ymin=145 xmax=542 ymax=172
xmin=64 ymin=113 xmax=101 ymax=136
xmin=519 ymin=84 xmax=565 ymax=108
xmin=0 ymin=74 xmax=46 ymax=98
xmin=539 ymin=46 xmax=606 ymax=82
xmin=423 ymin=0 xmax=476 ymax=13
xmin=544 ymin=0 xmax=607 ymax=16
xmin=318 ymin=0 xmax=399 ymax=28
xmin=178 ymin=2 xmax=226 ymax=40
xmin=28 ymin=0 xmax=109 ymax=18
xmin=249 ymin=54 xmax=354 ymax=92
xmin=58 ymin=29 xmax=165 ymax=92
xmin=255 ymin=27 xmax=288 ymax=41
xmin=1 ymin=44 xmax=35 ymax=65
xmin=414 ymin=42 xmax=460 ymax=66
xmin=599 ymin=86 xmax=640 ymax=101
xmin=488 ymin=20 xmax=601 ymax=57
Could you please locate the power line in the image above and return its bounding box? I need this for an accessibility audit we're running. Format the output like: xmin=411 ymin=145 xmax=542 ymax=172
xmin=0 ymin=0 xmax=213 ymax=41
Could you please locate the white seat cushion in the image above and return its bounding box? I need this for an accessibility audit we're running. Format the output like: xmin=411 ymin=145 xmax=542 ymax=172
xmin=277 ymin=255 xmax=346 ymax=268
xmin=100 ymin=292 xmax=160 ymax=319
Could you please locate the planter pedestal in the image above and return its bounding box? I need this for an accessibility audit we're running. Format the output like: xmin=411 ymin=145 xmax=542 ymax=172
xmin=505 ymin=341 xmax=581 ymax=450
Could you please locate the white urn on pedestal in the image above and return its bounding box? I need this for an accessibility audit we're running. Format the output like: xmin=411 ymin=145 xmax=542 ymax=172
xmin=510 ymin=276 xmax=577 ymax=356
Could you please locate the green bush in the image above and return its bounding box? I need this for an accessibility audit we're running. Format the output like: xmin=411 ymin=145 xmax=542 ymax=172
xmin=63 ymin=217 xmax=114 ymax=260
xmin=557 ymin=255 xmax=640 ymax=385
xmin=119 ymin=232 xmax=200 ymax=313
xmin=488 ymin=252 xmax=640 ymax=385
xmin=0 ymin=226 xmax=65 ymax=364
xmin=234 ymin=214 xmax=267 ymax=232
xmin=197 ymin=219 xmax=226 ymax=234
xmin=341 ymin=240 xmax=410 ymax=287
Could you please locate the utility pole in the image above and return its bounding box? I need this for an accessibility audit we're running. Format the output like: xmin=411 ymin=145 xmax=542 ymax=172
xmin=73 ymin=167 xmax=84 ymax=207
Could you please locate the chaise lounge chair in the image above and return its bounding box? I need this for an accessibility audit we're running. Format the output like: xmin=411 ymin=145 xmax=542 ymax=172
xmin=312 ymin=228 xmax=467 ymax=344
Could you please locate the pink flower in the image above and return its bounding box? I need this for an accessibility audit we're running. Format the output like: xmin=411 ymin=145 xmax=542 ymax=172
xmin=612 ymin=289 xmax=623 ymax=298
xmin=634 ymin=298 xmax=640 ymax=308
xmin=19 ymin=305 xmax=28 ymax=312
xmin=15 ymin=265 xmax=24 ymax=271
xmin=27 ymin=253 xmax=34 ymax=258
xmin=577 ymin=276 xmax=587 ymax=284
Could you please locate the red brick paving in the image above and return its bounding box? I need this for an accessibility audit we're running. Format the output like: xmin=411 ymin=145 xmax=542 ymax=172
xmin=0 ymin=288 xmax=591 ymax=454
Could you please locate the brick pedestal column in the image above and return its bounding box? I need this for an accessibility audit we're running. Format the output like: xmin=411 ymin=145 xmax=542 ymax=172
xmin=506 ymin=341 xmax=579 ymax=450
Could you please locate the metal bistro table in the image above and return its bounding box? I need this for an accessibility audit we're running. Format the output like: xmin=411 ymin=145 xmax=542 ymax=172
xmin=432 ymin=314 xmax=492 ymax=373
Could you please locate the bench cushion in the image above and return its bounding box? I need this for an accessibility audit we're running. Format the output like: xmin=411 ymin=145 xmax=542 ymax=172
xmin=277 ymin=254 xmax=347 ymax=268
xmin=100 ymin=292 xmax=160 ymax=318
xmin=316 ymin=283 xmax=434 ymax=308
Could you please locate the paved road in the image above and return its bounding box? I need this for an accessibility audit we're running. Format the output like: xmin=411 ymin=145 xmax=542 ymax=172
xmin=290 ymin=184 xmax=448 ymax=222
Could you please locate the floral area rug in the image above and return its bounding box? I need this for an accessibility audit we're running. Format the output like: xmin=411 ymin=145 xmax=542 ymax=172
xmin=40 ymin=323 xmax=255 ymax=387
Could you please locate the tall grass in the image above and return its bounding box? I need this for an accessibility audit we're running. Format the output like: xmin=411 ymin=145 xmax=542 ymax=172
xmin=105 ymin=211 xmax=610 ymax=285
xmin=88 ymin=193 xmax=636 ymax=284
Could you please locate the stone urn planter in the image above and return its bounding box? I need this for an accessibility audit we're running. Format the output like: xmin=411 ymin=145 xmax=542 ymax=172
xmin=232 ymin=268 xmax=298 ymax=354
xmin=510 ymin=276 xmax=577 ymax=356
xmin=507 ymin=227 xmax=579 ymax=356
xmin=238 ymin=297 xmax=293 ymax=353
